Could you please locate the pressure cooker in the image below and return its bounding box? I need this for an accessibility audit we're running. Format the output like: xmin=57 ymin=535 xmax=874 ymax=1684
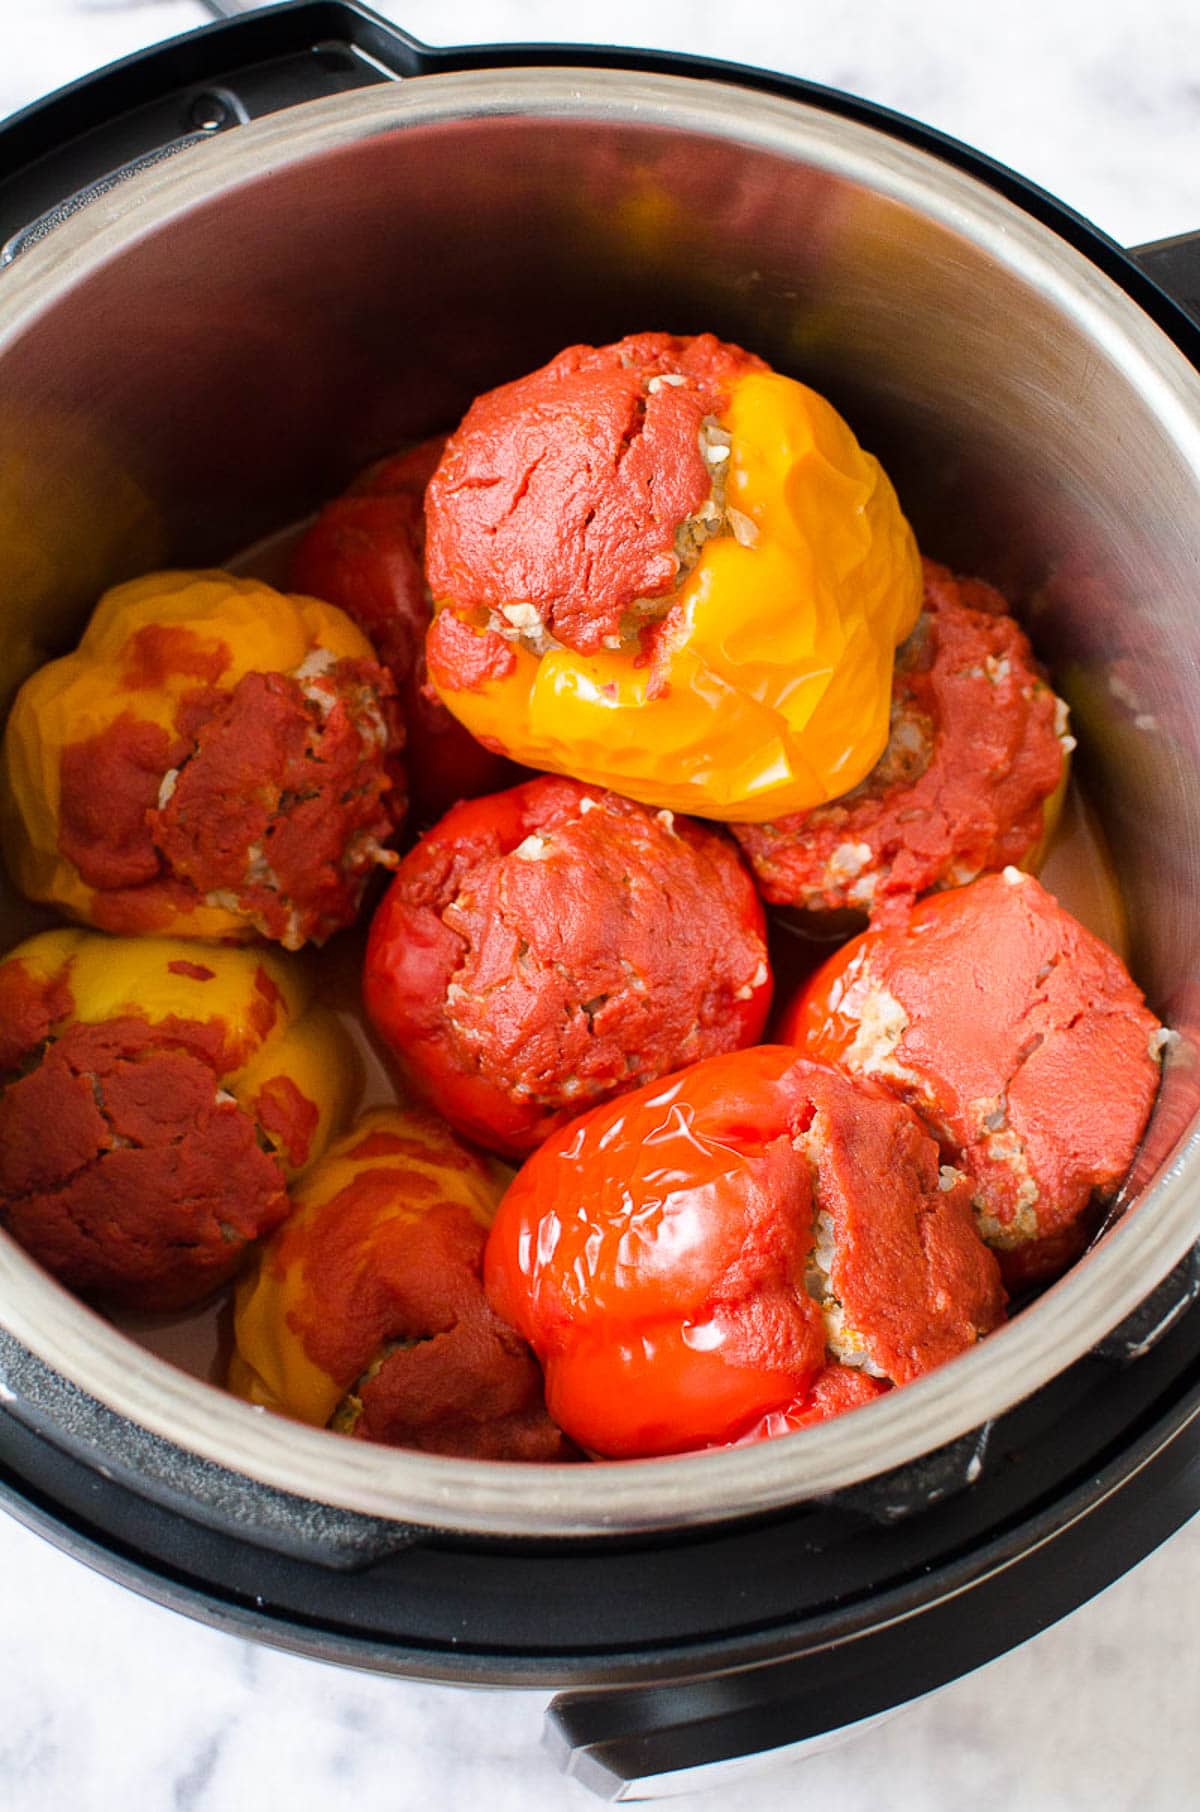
xmin=2 ymin=3 xmax=1200 ymax=1796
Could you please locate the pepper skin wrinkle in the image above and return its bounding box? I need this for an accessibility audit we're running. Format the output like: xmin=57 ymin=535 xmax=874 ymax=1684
xmin=734 ymin=560 xmax=1069 ymax=921
xmin=484 ymin=1047 xmax=1003 ymax=1458
xmin=784 ymin=870 xmax=1164 ymax=1281
xmin=363 ymin=774 xmax=772 ymax=1158
xmin=0 ymin=930 xmax=354 ymax=1310
xmin=425 ymin=332 xmax=923 ymax=821
xmin=289 ymin=437 xmax=516 ymax=821
xmin=2 ymin=570 xmax=402 ymax=947
xmin=230 ymin=1108 xmax=573 ymax=1460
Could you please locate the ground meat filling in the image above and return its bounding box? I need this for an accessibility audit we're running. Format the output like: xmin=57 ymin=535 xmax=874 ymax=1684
xmin=425 ymin=331 xmax=767 ymax=657
xmin=0 ymin=1014 xmax=287 ymax=1310
xmin=789 ymin=871 xmax=1164 ymax=1271
xmin=734 ymin=560 xmax=1069 ymax=919
xmin=367 ymin=776 xmax=771 ymax=1155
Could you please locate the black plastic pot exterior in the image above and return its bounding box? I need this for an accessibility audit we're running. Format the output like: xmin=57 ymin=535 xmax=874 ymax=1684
xmin=2 ymin=6 xmax=1200 ymax=1794
xmin=4 ymin=1302 xmax=1200 ymax=1792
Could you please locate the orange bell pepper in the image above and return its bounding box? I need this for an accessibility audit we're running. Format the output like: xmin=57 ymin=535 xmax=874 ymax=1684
xmin=425 ymin=335 xmax=922 ymax=822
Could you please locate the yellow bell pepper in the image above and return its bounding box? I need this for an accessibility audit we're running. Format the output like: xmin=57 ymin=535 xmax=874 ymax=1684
xmin=2 ymin=569 xmax=400 ymax=947
xmin=230 ymin=1105 xmax=508 ymax=1427
xmin=0 ymin=928 xmax=358 ymax=1310
xmin=427 ymin=368 xmax=922 ymax=822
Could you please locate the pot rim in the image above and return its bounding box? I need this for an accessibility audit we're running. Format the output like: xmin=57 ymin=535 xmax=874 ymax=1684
xmin=2 ymin=67 xmax=1199 ymax=1538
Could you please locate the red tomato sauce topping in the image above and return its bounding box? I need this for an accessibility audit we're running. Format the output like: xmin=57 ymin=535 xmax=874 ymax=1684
xmin=734 ymin=560 xmax=1065 ymax=920
xmin=783 ymin=870 xmax=1164 ymax=1279
xmin=119 ymin=623 xmax=231 ymax=692
xmin=0 ymin=1015 xmax=287 ymax=1310
xmin=58 ymin=713 xmax=182 ymax=891
xmin=273 ymin=1174 xmax=573 ymax=1461
xmin=253 ymin=1074 xmax=320 ymax=1169
xmin=424 ymin=610 xmax=516 ymax=692
xmin=425 ymin=332 xmax=765 ymax=654
xmin=150 ymin=664 xmax=397 ymax=947
xmin=0 ymin=957 xmax=74 ymax=1072
xmin=732 ymin=1365 xmax=889 ymax=1444
xmin=56 ymin=648 xmax=400 ymax=948
xmin=363 ymin=774 xmax=772 ymax=1157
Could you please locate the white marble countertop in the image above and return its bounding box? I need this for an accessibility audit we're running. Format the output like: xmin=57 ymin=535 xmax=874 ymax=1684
xmin=2 ymin=3 xmax=1200 ymax=1808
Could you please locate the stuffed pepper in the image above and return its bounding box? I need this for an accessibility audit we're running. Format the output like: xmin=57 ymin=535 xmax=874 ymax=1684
xmin=733 ymin=560 xmax=1072 ymax=923
xmin=0 ymin=929 xmax=355 ymax=1310
xmin=424 ymin=332 xmax=923 ymax=821
xmin=230 ymin=1107 xmax=574 ymax=1460
xmin=783 ymin=869 xmax=1167 ymax=1284
xmin=289 ymin=437 xmax=516 ymax=821
xmin=485 ymin=1046 xmax=1004 ymax=1457
xmin=363 ymin=774 xmax=772 ymax=1157
xmin=2 ymin=570 xmax=402 ymax=947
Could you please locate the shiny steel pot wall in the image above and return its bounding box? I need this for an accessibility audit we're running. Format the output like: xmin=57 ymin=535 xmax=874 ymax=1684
xmin=1 ymin=70 xmax=1199 ymax=1537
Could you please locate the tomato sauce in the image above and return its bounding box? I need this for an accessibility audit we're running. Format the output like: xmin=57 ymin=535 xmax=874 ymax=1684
xmin=425 ymin=332 xmax=764 ymax=655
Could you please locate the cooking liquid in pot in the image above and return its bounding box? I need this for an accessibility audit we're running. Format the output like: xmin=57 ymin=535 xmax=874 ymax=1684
xmin=2 ymin=515 xmax=1130 ymax=1392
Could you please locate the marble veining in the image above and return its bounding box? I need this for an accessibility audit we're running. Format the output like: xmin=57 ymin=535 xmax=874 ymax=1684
xmin=3 ymin=2 xmax=1200 ymax=1807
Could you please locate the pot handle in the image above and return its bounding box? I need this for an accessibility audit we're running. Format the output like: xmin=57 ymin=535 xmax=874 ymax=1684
xmin=1131 ymin=233 xmax=1200 ymax=324
xmin=544 ymin=1399 xmax=1200 ymax=1800
xmin=0 ymin=2 xmax=428 ymax=259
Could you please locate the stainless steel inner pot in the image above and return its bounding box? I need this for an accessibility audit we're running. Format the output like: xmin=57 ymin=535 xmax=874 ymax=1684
xmin=2 ymin=68 xmax=1199 ymax=1539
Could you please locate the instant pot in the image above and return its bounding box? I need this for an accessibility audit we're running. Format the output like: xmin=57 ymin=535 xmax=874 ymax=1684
xmin=3 ymin=4 xmax=1200 ymax=1796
